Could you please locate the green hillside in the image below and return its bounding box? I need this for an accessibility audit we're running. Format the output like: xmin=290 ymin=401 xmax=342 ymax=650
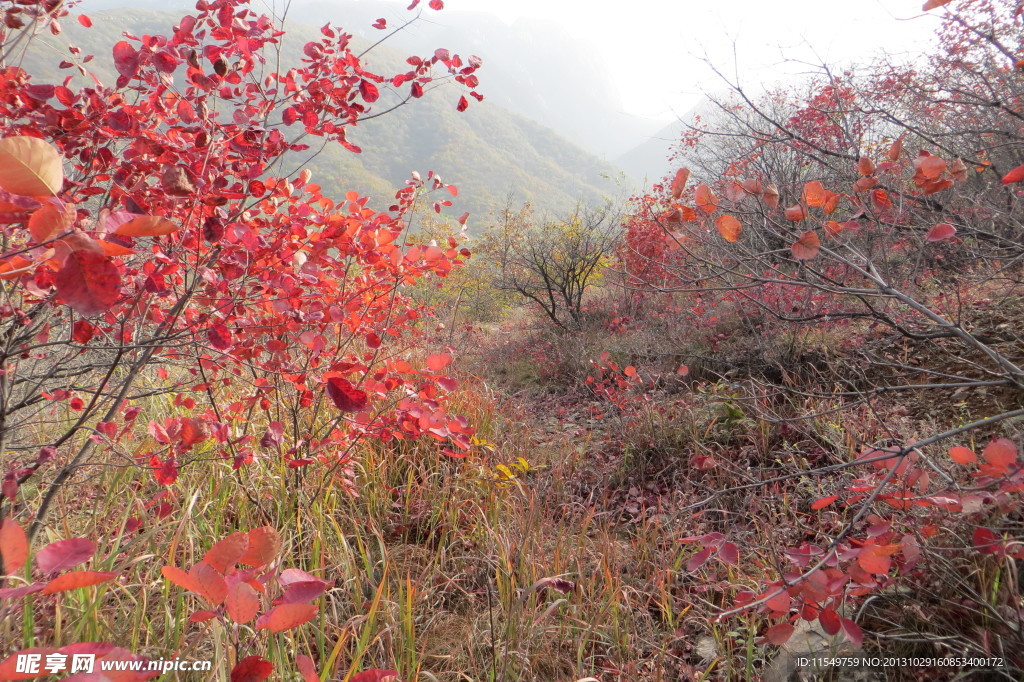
xmin=15 ymin=7 xmax=627 ymax=226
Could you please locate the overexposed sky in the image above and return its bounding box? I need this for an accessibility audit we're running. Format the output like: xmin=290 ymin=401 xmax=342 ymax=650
xmin=441 ymin=0 xmax=943 ymax=120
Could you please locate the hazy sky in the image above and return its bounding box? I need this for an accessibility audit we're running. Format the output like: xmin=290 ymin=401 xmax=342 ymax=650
xmin=432 ymin=0 xmax=943 ymax=120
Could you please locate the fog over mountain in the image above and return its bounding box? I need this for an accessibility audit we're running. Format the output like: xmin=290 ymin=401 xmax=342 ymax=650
xmin=70 ymin=0 xmax=679 ymax=183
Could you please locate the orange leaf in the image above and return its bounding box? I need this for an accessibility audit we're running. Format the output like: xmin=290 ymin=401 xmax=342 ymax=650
xmin=923 ymin=0 xmax=954 ymax=9
xmin=670 ymin=168 xmax=690 ymax=199
xmin=853 ymin=176 xmax=878 ymax=192
xmin=765 ymin=623 xmax=795 ymax=645
xmin=190 ymin=562 xmax=228 ymax=605
xmin=822 ymin=191 xmax=841 ymax=215
xmin=803 ymin=181 xmax=826 ymax=207
xmin=203 ymin=532 xmax=249 ymax=574
xmin=715 ymin=215 xmax=742 ymax=242
xmin=872 ymin=189 xmax=892 ymax=211
xmin=824 ymin=221 xmax=843 ymax=237
xmin=426 ymin=352 xmax=452 ymax=372
xmin=694 ymin=184 xmax=718 ymax=214
xmin=42 ymin=570 xmax=117 ymax=594
xmin=225 ymin=580 xmax=261 ymax=623
xmin=983 ymin=438 xmax=1017 ymax=471
xmin=0 ymin=136 xmax=64 ymax=197
xmin=296 ymin=655 xmax=320 ymax=682
xmin=239 ymin=527 xmax=281 ymax=568
xmin=791 ymin=231 xmax=820 ymax=260
xmin=857 ymin=545 xmax=891 ymax=574
xmin=810 ymin=495 xmax=839 ymax=510
xmin=887 ymin=136 xmax=904 ymax=161
xmin=784 ymin=205 xmax=807 ymax=222
xmin=1001 ymin=164 xmax=1024 ymax=185
xmin=255 ymin=602 xmax=318 ymax=632
xmin=948 ymin=446 xmax=977 ymax=465
xmin=857 ymin=157 xmax=875 ymax=176
xmin=28 ymin=201 xmax=74 ymax=243
xmin=742 ymin=178 xmax=762 ymax=195
xmin=99 ymin=240 xmax=137 ymax=257
xmin=113 ymin=216 xmax=179 ymax=237
xmin=914 ymin=152 xmax=947 ymax=179
xmin=762 ymin=183 xmax=780 ymax=208
xmin=926 ymin=223 xmax=956 ymax=242
xmin=0 ymin=256 xmax=34 ymax=280
xmin=161 ymin=565 xmax=203 ymax=593
xmin=0 ymin=519 xmax=28 ymax=575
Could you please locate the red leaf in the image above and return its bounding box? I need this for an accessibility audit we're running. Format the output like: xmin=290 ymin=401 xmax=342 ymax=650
xmin=948 ymin=446 xmax=977 ymax=465
xmin=686 ymin=546 xmax=713 ymax=571
xmin=426 ymin=352 xmax=452 ymax=371
xmin=819 ymin=608 xmax=841 ymax=635
xmin=926 ymin=223 xmax=957 ymax=241
xmin=280 ymin=580 xmax=329 ymax=604
xmin=1001 ymin=164 xmax=1024 ymax=185
xmin=914 ymin=152 xmax=947 ymax=179
xmin=153 ymin=457 xmax=178 ymax=485
xmin=72 ymin=320 xmax=95 ymax=344
xmin=77 ymin=14 xmax=92 ymax=27
xmin=983 ymin=438 xmax=1017 ymax=472
xmin=765 ymin=589 xmax=791 ymax=613
xmin=350 ymin=671 xmax=400 ymax=682
xmin=922 ymin=0 xmax=954 ymax=9
xmin=231 ymin=656 xmax=273 ymax=682
xmin=429 ymin=0 xmax=444 ymax=9
xmin=857 ymin=157 xmax=875 ymax=176
xmin=55 ymin=250 xmax=121 ymax=316
xmin=0 ymin=519 xmax=28 ymax=574
xmin=189 ymin=610 xmax=219 ymax=623
xmin=456 ymin=95 xmax=469 ymax=112
xmin=973 ymin=527 xmax=1001 ymax=554
xmin=326 ymin=377 xmax=368 ymax=412
xmin=161 ymin=565 xmax=203 ymax=594
xmin=791 ymin=231 xmax=821 ymax=261
xmin=28 ymin=201 xmax=74 ymax=243
xmin=359 ymin=80 xmax=379 ymax=103
xmin=208 ymin=322 xmax=232 ymax=350
xmin=784 ymin=204 xmax=807 ymax=221
xmin=810 ymin=495 xmax=839 ymax=510
xmin=42 ymin=570 xmax=117 ymax=594
xmin=225 ymin=580 xmax=260 ymax=623
xmin=255 ymin=602 xmax=318 ymax=632
xmin=239 ymin=527 xmax=281 ymax=567
xmin=36 ymin=538 xmax=95 ymax=574
xmin=839 ymin=617 xmax=863 ymax=646
xmin=189 ymin=562 xmax=228 ymax=604
xmin=203 ymin=532 xmax=249 ymax=574
xmin=718 ymin=541 xmax=738 ymax=565
xmin=297 ymin=655 xmax=320 ymax=682
xmin=765 ymin=623 xmax=795 ymax=645
xmin=112 ymin=41 xmax=140 ymax=78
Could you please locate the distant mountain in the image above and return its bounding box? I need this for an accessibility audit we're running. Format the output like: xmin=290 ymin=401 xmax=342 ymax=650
xmin=69 ymin=0 xmax=667 ymax=167
xmin=615 ymin=119 xmax=684 ymax=187
xmin=15 ymin=6 xmax=634 ymax=224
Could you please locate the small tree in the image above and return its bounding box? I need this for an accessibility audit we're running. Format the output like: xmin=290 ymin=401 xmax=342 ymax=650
xmin=482 ymin=203 xmax=619 ymax=329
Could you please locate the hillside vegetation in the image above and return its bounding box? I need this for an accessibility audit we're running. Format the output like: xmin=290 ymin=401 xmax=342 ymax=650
xmin=1 ymin=1 xmax=1024 ymax=681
